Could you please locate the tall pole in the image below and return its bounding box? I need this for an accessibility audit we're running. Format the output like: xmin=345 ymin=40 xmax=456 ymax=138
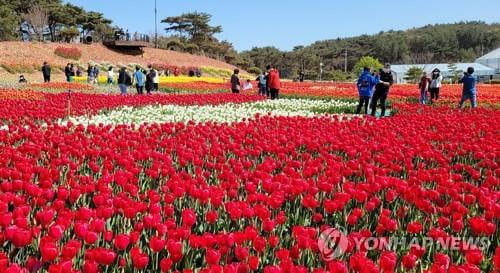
xmin=154 ymin=0 xmax=158 ymax=48
xmin=319 ymin=62 xmax=323 ymax=81
xmin=344 ymin=50 xmax=348 ymax=73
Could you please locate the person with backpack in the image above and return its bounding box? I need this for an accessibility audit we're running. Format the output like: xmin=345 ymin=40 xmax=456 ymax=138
xmin=458 ymin=67 xmax=478 ymax=109
xmin=370 ymin=63 xmax=394 ymax=117
xmin=418 ymin=71 xmax=431 ymax=104
xmin=429 ymin=68 xmax=443 ymax=104
xmin=118 ymin=67 xmax=131 ymax=95
xmin=231 ymin=69 xmax=241 ymax=93
xmin=42 ymin=62 xmax=51 ymax=83
xmin=133 ymin=66 xmax=146 ymax=95
xmin=267 ymin=65 xmax=281 ymax=100
xmin=356 ymin=67 xmax=379 ymax=114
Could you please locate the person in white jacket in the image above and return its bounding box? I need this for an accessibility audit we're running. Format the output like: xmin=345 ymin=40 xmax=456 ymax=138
xmin=153 ymin=68 xmax=160 ymax=91
xmin=429 ymin=68 xmax=443 ymax=104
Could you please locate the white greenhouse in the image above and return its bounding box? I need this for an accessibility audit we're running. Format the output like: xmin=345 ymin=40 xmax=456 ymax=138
xmin=391 ymin=63 xmax=496 ymax=84
xmin=476 ymin=48 xmax=500 ymax=74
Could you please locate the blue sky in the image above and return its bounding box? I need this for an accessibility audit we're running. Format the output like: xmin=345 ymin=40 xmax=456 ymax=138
xmin=66 ymin=0 xmax=500 ymax=52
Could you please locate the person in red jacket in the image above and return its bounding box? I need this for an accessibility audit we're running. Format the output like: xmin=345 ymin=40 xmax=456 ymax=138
xmin=267 ymin=64 xmax=281 ymax=100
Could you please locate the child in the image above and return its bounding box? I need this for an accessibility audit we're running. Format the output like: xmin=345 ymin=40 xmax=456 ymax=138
xmin=418 ymin=72 xmax=431 ymax=104
xmin=458 ymin=67 xmax=478 ymax=109
xmin=19 ymin=75 xmax=27 ymax=84
xmin=243 ymin=79 xmax=253 ymax=91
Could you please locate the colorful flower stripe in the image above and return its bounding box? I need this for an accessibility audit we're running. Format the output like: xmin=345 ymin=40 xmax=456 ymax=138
xmin=0 ymin=105 xmax=498 ymax=272
xmin=159 ymin=82 xmax=230 ymax=93
xmin=65 ymin=98 xmax=358 ymax=126
xmin=0 ymin=93 xmax=263 ymax=124
xmin=159 ymin=76 xmax=226 ymax=84
xmin=279 ymin=82 xmax=500 ymax=103
xmin=0 ymin=89 xmax=44 ymax=100
xmin=30 ymin=82 xmax=94 ymax=91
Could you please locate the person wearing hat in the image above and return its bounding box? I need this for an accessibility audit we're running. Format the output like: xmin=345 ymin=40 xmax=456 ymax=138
xmin=370 ymin=63 xmax=394 ymax=117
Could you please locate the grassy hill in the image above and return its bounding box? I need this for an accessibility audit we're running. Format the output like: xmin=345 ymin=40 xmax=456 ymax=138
xmin=0 ymin=41 xmax=240 ymax=74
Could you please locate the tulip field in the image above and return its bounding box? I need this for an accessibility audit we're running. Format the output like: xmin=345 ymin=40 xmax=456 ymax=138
xmin=0 ymin=82 xmax=499 ymax=273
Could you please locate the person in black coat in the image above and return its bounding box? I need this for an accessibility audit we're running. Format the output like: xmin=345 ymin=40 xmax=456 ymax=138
xmin=146 ymin=68 xmax=155 ymax=95
xmin=42 ymin=62 xmax=51 ymax=83
xmin=118 ymin=67 xmax=132 ymax=95
xmin=370 ymin=63 xmax=394 ymax=117
xmin=64 ymin=63 xmax=72 ymax=82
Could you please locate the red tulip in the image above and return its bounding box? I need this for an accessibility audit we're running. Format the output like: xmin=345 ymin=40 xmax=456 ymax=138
xmin=149 ymin=236 xmax=166 ymax=253
xmin=131 ymin=248 xmax=149 ymax=269
xmin=114 ymin=234 xmax=130 ymax=250
xmin=160 ymin=258 xmax=173 ymax=272
xmin=181 ymin=209 xmax=196 ymax=227
xmin=205 ymin=249 xmax=221 ymax=265
xmin=402 ymin=254 xmax=418 ymax=270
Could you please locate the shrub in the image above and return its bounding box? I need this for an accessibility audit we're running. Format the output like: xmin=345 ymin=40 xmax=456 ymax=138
xmin=247 ymin=67 xmax=262 ymax=75
xmin=0 ymin=63 xmax=38 ymax=74
xmin=54 ymin=46 xmax=82 ymax=60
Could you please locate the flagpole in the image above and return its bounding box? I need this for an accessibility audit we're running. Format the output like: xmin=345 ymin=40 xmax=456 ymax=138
xmin=155 ymin=0 xmax=158 ymax=48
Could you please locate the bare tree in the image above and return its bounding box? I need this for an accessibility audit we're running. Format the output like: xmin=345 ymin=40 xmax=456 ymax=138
xmin=22 ymin=5 xmax=48 ymax=41
xmin=408 ymin=52 xmax=435 ymax=64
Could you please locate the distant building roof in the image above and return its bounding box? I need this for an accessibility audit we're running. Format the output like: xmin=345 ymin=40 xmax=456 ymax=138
xmin=476 ymin=48 xmax=500 ymax=72
xmin=477 ymin=48 xmax=500 ymax=61
xmin=391 ymin=63 xmax=495 ymax=76
xmin=390 ymin=63 xmax=495 ymax=83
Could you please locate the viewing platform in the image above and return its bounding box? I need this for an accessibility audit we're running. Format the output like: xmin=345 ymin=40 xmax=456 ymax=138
xmin=103 ymin=40 xmax=149 ymax=48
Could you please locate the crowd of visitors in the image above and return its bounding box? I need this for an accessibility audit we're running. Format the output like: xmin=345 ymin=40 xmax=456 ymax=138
xmin=355 ymin=64 xmax=478 ymax=117
xmin=231 ymin=64 xmax=282 ymax=100
xmin=38 ymin=60 xmax=478 ymax=111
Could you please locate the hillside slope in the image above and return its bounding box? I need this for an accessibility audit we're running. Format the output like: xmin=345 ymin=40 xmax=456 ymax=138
xmin=0 ymin=41 xmax=238 ymax=70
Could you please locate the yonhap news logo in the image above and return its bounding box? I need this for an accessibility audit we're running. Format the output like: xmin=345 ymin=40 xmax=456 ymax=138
xmin=318 ymin=228 xmax=349 ymax=261
xmin=317 ymin=228 xmax=491 ymax=262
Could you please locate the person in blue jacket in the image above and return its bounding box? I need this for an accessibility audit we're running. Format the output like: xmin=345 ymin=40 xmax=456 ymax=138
xmin=458 ymin=67 xmax=478 ymax=109
xmin=133 ymin=66 xmax=146 ymax=95
xmin=356 ymin=67 xmax=378 ymax=114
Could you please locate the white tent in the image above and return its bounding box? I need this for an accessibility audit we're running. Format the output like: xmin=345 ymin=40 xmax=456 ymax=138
xmin=391 ymin=63 xmax=495 ymax=84
xmin=476 ymin=48 xmax=500 ymax=73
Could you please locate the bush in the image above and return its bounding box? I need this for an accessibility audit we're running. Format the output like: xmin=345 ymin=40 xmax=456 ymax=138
xmin=54 ymin=46 xmax=82 ymax=60
xmin=247 ymin=67 xmax=262 ymax=75
xmin=0 ymin=63 xmax=38 ymax=74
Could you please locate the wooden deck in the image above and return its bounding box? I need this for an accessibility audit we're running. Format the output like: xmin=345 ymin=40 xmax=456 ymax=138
xmin=103 ymin=40 xmax=149 ymax=48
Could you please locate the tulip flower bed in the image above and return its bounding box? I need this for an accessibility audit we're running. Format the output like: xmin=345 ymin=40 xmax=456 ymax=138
xmin=30 ymin=83 xmax=95 ymax=92
xmin=65 ymin=98 xmax=357 ymax=126
xmin=0 ymin=101 xmax=498 ymax=272
xmin=0 ymin=92 xmax=263 ymax=125
xmin=280 ymin=82 xmax=500 ymax=104
xmin=159 ymin=82 xmax=230 ymax=94
xmin=159 ymin=76 xmax=227 ymax=84
xmin=0 ymin=89 xmax=44 ymax=101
